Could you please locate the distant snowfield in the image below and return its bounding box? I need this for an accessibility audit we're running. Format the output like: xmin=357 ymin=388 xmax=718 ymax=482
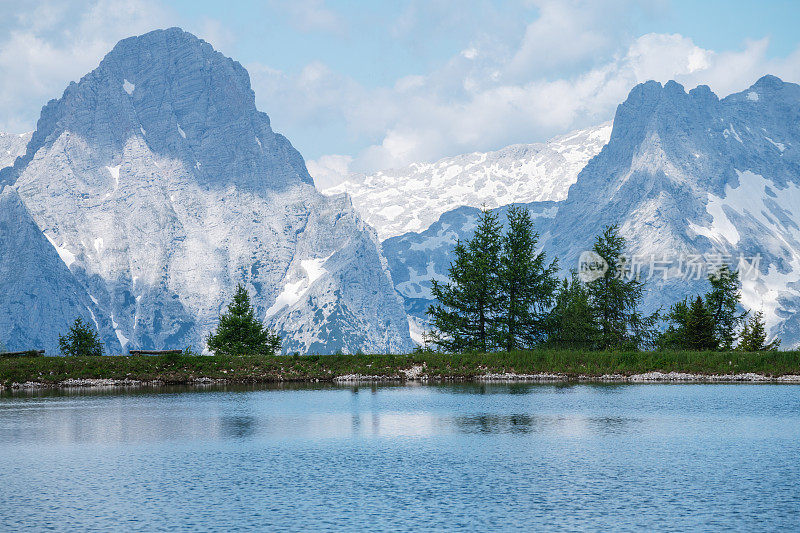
xmin=322 ymin=123 xmax=612 ymax=240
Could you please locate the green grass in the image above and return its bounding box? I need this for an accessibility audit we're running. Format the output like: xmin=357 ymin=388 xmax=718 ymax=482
xmin=2 ymin=350 xmax=799 ymax=387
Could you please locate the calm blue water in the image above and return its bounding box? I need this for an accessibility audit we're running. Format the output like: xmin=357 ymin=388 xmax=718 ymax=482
xmin=1 ymin=383 xmax=799 ymax=531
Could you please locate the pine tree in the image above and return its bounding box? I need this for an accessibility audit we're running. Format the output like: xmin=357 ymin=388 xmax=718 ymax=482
xmin=586 ymin=225 xmax=658 ymax=350
xmin=498 ymin=205 xmax=559 ymax=350
xmin=684 ymin=296 xmax=718 ymax=350
xmin=660 ymin=265 xmax=747 ymax=351
xmin=428 ymin=240 xmax=473 ymax=352
xmin=207 ymin=283 xmax=281 ymax=355
xmin=59 ymin=317 xmax=104 ymax=357
xmin=546 ymin=272 xmax=598 ymax=349
xmin=704 ymin=265 xmax=746 ymax=350
xmin=428 ymin=208 xmax=502 ymax=352
xmin=658 ymin=298 xmax=690 ymax=350
xmin=739 ymin=311 xmax=781 ymax=351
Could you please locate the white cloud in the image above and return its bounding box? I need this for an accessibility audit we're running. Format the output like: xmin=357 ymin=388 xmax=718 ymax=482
xmin=624 ymin=33 xmax=712 ymax=81
xmin=0 ymin=0 xmax=171 ymax=132
xmin=461 ymin=47 xmax=478 ymax=60
xmin=505 ymin=0 xmax=629 ymax=80
xmin=306 ymin=154 xmax=353 ymax=189
xmin=259 ymin=29 xmax=800 ymax=186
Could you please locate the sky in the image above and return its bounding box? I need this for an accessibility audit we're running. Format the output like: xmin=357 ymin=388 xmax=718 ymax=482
xmin=1 ymin=0 xmax=800 ymax=188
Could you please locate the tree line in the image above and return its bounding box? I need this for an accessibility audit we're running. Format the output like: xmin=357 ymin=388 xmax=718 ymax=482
xmin=427 ymin=206 xmax=780 ymax=353
xmin=49 ymin=204 xmax=780 ymax=357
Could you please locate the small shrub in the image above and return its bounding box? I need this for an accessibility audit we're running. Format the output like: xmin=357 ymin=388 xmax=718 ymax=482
xmin=59 ymin=317 xmax=103 ymax=357
xmin=207 ymin=284 xmax=281 ymax=355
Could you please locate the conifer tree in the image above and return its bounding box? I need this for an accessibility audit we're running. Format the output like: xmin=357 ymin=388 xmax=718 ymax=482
xmin=739 ymin=311 xmax=781 ymax=351
xmin=546 ymin=272 xmax=598 ymax=349
xmin=586 ymin=225 xmax=658 ymax=350
xmin=498 ymin=205 xmax=558 ymax=350
xmin=59 ymin=317 xmax=104 ymax=357
xmin=427 ymin=240 xmax=472 ymax=352
xmin=428 ymin=208 xmax=502 ymax=352
xmin=684 ymin=296 xmax=719 ymax=350
xmin=207 ymin=283 xmax=281 ymax=355
xmin=704 ymin=265 xmax=746 ymax=350
xmin=658 ymin=298 xmax=690 ymax=350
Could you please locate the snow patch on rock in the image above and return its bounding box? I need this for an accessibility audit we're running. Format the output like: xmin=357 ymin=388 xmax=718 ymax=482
xmin=265 ymin=254 xmax=333 ymax=318
xmin=43 ymin=232 xmax=77 ymax=268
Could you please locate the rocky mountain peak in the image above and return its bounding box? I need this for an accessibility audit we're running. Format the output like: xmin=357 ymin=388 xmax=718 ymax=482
xmin=2 ymin=27 xmax=313 ymax=192
xmin=749 ymin=74 xmax=790 ymax=93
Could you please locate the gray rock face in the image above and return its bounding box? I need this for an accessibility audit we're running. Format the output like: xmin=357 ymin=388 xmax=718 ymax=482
xmin=0 ymin=132 xmax=30 ymax=170
xmin=0 ymin=186 xmax=120 ymax=354
xmin=1 ymin=28 xmax=412 ymax=354
xmin=543 ymin=76 xmax=800 ymax=347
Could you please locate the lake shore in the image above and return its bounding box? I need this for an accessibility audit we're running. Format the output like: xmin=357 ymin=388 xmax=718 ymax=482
xmin=6 ymin=372 xmax=800 ymax=391
xmin=3 ymin=350 xmax=800 ymax=390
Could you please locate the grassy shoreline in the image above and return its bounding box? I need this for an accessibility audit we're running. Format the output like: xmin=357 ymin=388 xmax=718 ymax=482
xmin=2 ymin=350 xmax=800 ymax=389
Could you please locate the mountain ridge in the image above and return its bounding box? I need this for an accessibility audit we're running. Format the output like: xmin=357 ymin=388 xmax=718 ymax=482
xmin=323 ymin=122 xmax=611 ymax=239
xmin=0 ymin=185 xmax=121 ymax=355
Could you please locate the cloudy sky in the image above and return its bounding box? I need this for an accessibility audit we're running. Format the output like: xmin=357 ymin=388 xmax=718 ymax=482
xmin=2 ymin=0 xmax=800 ymax=187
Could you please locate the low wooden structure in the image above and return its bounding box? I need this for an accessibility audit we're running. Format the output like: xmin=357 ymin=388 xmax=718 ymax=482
xmin=0 ymin=350 xmax=45 ymax=358
xmin=128 ymin=349 xmax=183 ymax=356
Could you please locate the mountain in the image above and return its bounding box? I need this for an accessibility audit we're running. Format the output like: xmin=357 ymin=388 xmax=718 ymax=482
xmin=323 ymin=123 xmax=611 ymax=239
xmin=381 ymin=76 xmax=800 ymax=347
xmin=544 ymin=76 xmax=800 ymax=347
xmin=0 ymin=132 xmax=30 ymax=170
xmin=0 ymin=28 xmax=412 ymax=355
xmin=0 ymin=186 xmax=120 ymax=354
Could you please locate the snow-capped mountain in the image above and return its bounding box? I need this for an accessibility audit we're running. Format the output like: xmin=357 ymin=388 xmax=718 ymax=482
xmin=544 ymin=75 xmax=800 ymax=347
xmin=323 ymin=123 xmax=611 ymax=239
xmin=0 ymin=132 xmax=30 ymax=170
xmin=382 ymin=76 xmax=800 ymax=348
xmin=0 ymin=28 xmax=412 ymax=355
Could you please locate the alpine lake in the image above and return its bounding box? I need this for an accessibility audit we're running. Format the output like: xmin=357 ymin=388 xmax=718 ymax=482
xmin=1 ymin=382 xmax=799 ymax=531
